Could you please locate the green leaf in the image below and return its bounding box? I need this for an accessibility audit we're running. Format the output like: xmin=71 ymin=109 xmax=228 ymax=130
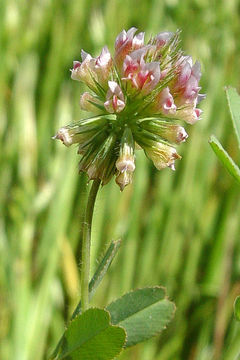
xmin=106 ymin=287 xmax=176 ymax=347
xmin=209 ymin=135 xmax=240 ymax=184
xmin=72 ymin=240 xmax=122 ymax=319
xmin=52 ymin=308 xmax=126 ymax=360
xmin=50 ymin=241 xmax=122 ymax=358
xmin=234 ymin=296 xmax=240 ymax=321
xmin=89 ymin=240 xmax=122 ymax=300
xmin=225 ymin=86 xmax=240 ymax=148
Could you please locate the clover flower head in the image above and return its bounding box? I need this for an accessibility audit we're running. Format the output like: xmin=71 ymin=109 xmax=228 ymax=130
xmin=54 ymin=28 xmax=205 ymax=191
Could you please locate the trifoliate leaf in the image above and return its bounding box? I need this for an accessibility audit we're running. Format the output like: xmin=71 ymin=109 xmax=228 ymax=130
xmin=106 ymin=287 xmax=175 ymax=347
xmin=53 ymin=308 xmax=126 ymax=360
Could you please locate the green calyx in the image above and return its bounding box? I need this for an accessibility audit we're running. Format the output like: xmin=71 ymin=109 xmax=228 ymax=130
xmin=54 ymin=112 xmax=186 ymax=190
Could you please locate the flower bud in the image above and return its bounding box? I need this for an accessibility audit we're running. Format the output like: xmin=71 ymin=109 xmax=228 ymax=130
xmin=71 ymin=51 xmax=94 ymax=86
xmin=175 ymin=104 xmax=202 ymax=124
xmin=154 ymin=31 xmax=173 ymax=48
xmin=182 ymin=75 xmax=200 ymax=101
xmin=132 ymin=32 xmax=145 ymax=49
xmin=150 ymin=87 xmax=176 ymax=115
xmin=93 ymin=46 xmax=113 ymax=87
xmin=104 ymin=81 xmax=125 ymax=113
xmin=52 ymin=127 xmax=74 ymax=147
xmin=133 ymin=127 xmax=181 ymax=170
xmin=115 ymin=171 xmax=133 ymax=191
xmin=140 ymin=120 xmax=188 ymax=144
xmin=145 ymin=142 xmax=181 ymax=170
xmin=53 ymin=117 xmax=108 ymax=146
xmin=116 ymin=127 xmax=135 ymax=173
xmin=115 ymin=27 xmax=145 ymax=69
xmin=71 ymin=47 xmax=113 ymax=92
xmin=175 ymin=56 xmax=192 ymax=87
xmin=174 ymin=58 xmax=202 ymax=103
xmin=115 ymin=27 xmax=137 ymax=53
xmin=122 ymin=54 xmax=160 ymax=95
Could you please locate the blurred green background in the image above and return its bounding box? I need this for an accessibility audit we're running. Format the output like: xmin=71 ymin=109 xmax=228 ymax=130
xmin=1 ymin=0 xmax=240 ymax=359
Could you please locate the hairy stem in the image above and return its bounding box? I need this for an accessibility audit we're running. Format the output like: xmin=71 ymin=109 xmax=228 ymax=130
xmin=81 ymin=178 xmax=101 ymax=312
xmin=50 ymin=179 xmax=101 ymax=359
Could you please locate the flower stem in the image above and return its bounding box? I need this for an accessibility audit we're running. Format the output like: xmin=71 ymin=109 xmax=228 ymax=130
xmin=81 ymin=178 xmax=101 ymax=312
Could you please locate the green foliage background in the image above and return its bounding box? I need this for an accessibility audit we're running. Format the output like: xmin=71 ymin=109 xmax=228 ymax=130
xmin=1 ymin=0 xmax=240 ymax=359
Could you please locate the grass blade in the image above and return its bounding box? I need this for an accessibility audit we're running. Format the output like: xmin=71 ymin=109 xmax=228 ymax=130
xmin=209 ymin=135 xmax=240 ymax=184
xmin=225 ymin=86 xmax=240 ymax=148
